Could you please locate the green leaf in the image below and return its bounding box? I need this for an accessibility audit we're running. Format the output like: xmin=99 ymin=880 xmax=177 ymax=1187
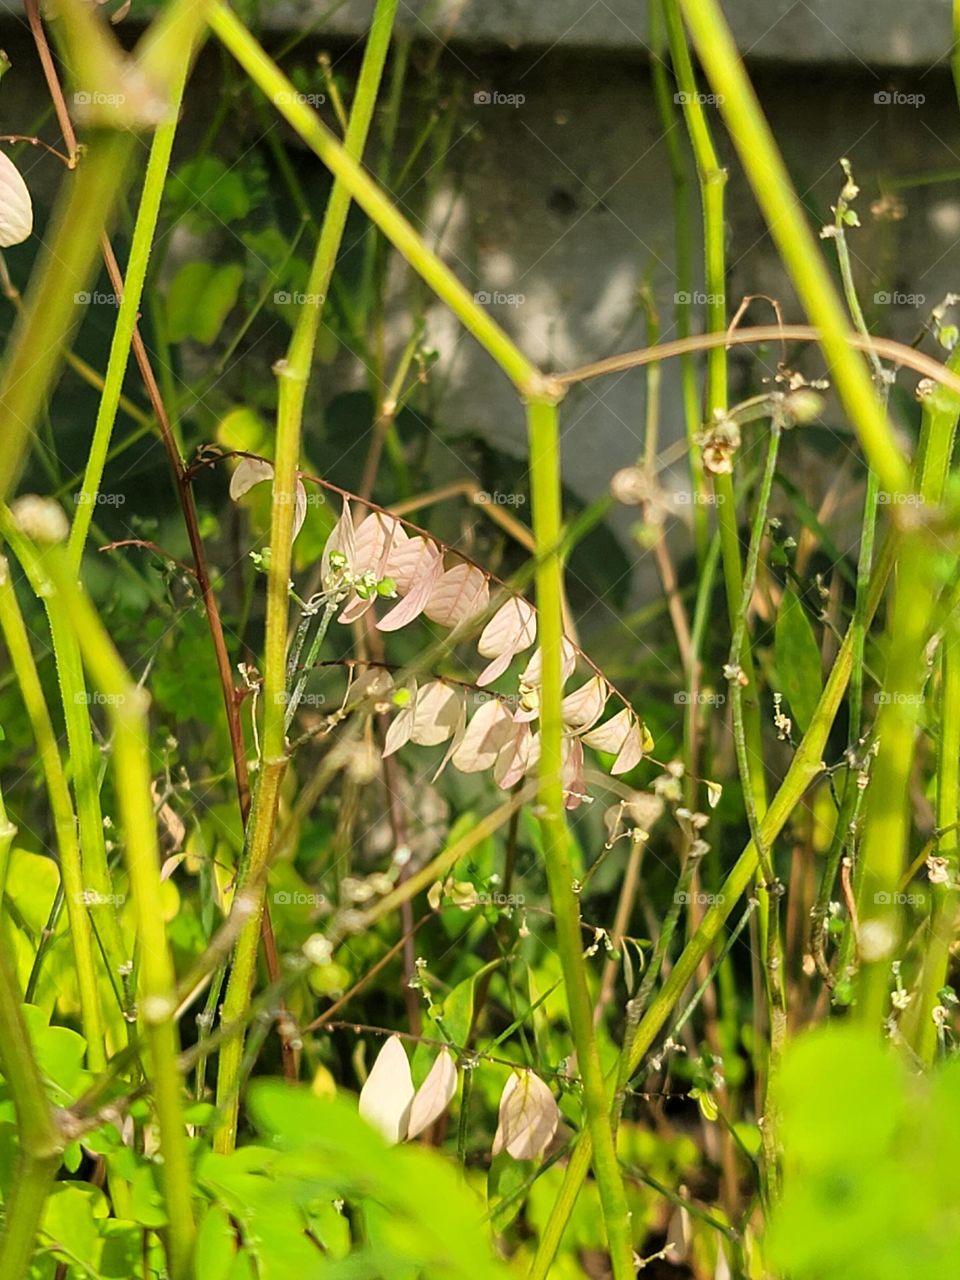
xmin=775 ymin=587 xmax=823 ymax=732
xmin=195 ymin=1203 xmax=238 ymax=1280
xmin=166 ymin=261 xmax=244 ymax=345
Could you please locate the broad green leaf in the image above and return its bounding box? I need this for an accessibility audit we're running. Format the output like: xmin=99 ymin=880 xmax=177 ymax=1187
xmin=775 ymin=587 xmax=823 ymax=732
xmin=166 ymin=261 xmax=244 ymax=345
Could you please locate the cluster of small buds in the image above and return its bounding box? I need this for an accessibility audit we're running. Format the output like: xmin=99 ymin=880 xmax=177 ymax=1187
xmin=773 ymin=692 xmax=792 ymax=741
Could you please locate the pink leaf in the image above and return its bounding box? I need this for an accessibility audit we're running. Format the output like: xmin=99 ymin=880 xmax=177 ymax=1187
xmin=562 ymin=736 xmax=586 ymax=809
xmin=406 ymin=1047 xmax=458 ymax=1140
xmin=476 ymin=597 xmax=536 ymax=685
xmin=358 ymin=1036 xmax=414 ymax=1145
xmin=492 ymin=1071 xmax=559 ymax=1161
xmin=385 ymin=535 xmax=439 ymax=595
xmin=293 ymin=479 xmax=308 ymax=540
xmin=321 ymin=499 xmax=357 ymax=582
xmin=431 ymin=690 xmax=468 ymax=782
xmin=424 ymin=563 xmax=490 ymax=629
xmin=520 ymin=637 xmax=577 ymax=688
xmin=377 ymin=552 xmax=443 ymax=632
xmin=0 ymin=152 xmax=32 ymax=248
xmin=229 ymin=456 xmax=273 ymax=500
xmin=580 ymin=706 xmax=633 ymax=754
xmin=411 ymin=681 xmax=462 ymax=747
xmin=451 ymin=699 xmax=515 ymax=773
xmin=382 ymin=682 xmax=418 ymax=758
xmin=561 ymin=676 xmax=608 ymax=732
xmin=612 ymin=718 xmax=645 ymax=775
xmin=495 ymin=721 xmax=539 ymax=789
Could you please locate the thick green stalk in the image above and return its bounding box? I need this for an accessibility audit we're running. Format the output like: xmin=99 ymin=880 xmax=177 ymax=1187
xmin=4 ymin=525 xmax=130 ymax=1011
xmin=0 ymin=927 xmax=63 ymax=1280
xmin=40 ymin=542 xmax=195 ymax=1279
xmin=207 ymin=0 xmax=546 ymax=398
xmin=213 ymin=0 xmax=401 ymax=1153
xmin=67 ymin=39 xmax=197 ymax=567
xmin=676 ymin=0 xmax=910 ymax=497
xmin=0 ymin=558 xmax=105 ymax=1068
xmin=528 ymin=398 xmax=634 ymax=1278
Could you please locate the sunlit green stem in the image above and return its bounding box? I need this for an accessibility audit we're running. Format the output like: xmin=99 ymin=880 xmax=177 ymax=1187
xmin=0 ymin=558 xmax=105 ymax=1068
xmin=213 ymin=0 xmax=401 ymax=1154
xmin=676 ymin=0 xmax=909 ymax=496
xmin=67 ymin=37 xmax=198 ymax=567
xmin=528 ymin=397 xmax=634 ymax=1278
xmin=0 ymin=926 xmax=62 ymax=1280
xmin=41 ymin=543 xmax=195 ymax=1279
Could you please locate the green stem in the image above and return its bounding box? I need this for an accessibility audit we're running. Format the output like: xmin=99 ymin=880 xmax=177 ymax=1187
xmin=207 ymin=0 xmax=547 ymax=398
xmin=530 ymin=545 xmax=895 ymax=1278
xmin=0 ymin=558 xmax=105 ymax=1068
xmin=649 ymin=0 xmax=707 ymax=560
xmin=0 ymin=867 xmax=63 ymax=1279
xmin=676 ymin=0 xmax=910 ymax=497
xmin=213 ymin=0 xmax=401 ymax=1154
xmin=67 ymin=36 xmax=197 ymax=568
xmin=39 ymin=540 xmax=195 ymax=1279
xmin=527 ymin=398 xmax=634 ymax=1278
xmin=3 ymin=524 xmax=130 ymax=1015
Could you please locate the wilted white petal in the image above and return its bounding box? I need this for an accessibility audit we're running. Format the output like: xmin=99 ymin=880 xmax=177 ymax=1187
xmin=406 ymin=1047 xmax=458 ymax=1140
xmin=451 ymin=699 xmax=515 ymax=773
xmin=424 ymin=563 xmax=490 ymax=629
xmin=492 ymin=1071 xmax=559 ymax=1161
xmin=358 ymin=1035 xmax=414 ymax=1144
xmin=495 ymin=721 xmax=539 ymax=790
xmin=229 ymin=456 xmax=273 ymax=500
xmin=0 ymin=152 xmax=32 ymax=247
